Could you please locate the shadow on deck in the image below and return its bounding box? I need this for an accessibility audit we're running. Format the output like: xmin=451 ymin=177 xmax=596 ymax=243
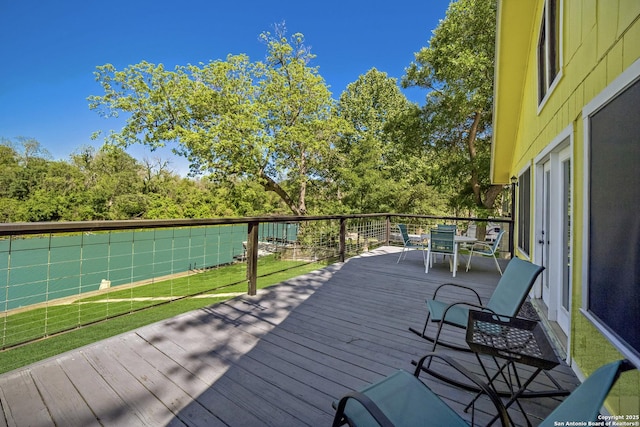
xmin=0 ymin=247 xmax=579 ymax=426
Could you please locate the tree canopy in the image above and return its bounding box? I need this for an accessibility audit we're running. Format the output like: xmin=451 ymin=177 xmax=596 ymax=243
xmin=3 ymin=9 xmax=507 ymax=223
xmin=89 ymin=24 xmax=347 ymax=216
xmin=403 ymin=0 xmax=503 ymax=214
xmin=0 ymin=138 xmax=272 ymax=222
xmin=335 ymin=68 xmax=447 ymax=214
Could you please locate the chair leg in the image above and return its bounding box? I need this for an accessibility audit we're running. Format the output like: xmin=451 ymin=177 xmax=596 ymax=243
xmin=431 ymin=322 xmax=445 ymax=353
xmin=420 ymin=312 xmax=432 ymax=337
xmin=452 ymin=249 xmax=458 ymax=277
xmin=424 ymin=249 xmax=431 ymax=273
xmin=466 ymin=249 xmax=474 ymax=272
xmin=492 ymin=254 xmax=503 ymax=275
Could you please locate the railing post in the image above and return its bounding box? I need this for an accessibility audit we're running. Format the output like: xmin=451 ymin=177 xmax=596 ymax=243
xmin=339 ymin=218 xmax=346 ymax=262
xmin=246 ymin=221 xmax=259 ymax=296
xmin=385 ymin=216 xmax=392 ymax=245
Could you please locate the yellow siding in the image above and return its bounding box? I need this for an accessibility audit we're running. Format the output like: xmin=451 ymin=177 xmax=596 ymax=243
xmin=582 ymin=0 xmax=597 ymax=35
xmin=493 ymin=0 xmax=640 ymax=415
xmin=565 ymin=0 xmax=581 ymax=61
xmin=597 ymin=2 xmax=619 ymax=59
xmin=623 ymin=18 xmax=640 ymax=68
xmin=619 ymin=0 xmax=640 ymax=37
xmin=607 ymin=41 xmax=624 ymax=81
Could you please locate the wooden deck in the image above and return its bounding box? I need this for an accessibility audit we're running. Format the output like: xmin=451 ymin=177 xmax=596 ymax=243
xmin=0 ymin=247 xmax=579 ymax=426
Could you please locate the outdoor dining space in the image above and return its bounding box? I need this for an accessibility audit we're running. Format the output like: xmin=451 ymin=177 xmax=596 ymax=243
xmin=0 ymin=246 xmax=582 ymax=426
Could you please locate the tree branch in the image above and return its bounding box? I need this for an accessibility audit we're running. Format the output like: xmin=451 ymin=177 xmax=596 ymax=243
xmin=258 ymin=170 xmax=301 ymax=215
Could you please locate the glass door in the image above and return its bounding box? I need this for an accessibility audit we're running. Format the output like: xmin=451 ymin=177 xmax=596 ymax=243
xmin=557 ymin=153 xmax=571 ymax=333
xmin=541 ymin=162 xmax=551 ymax=307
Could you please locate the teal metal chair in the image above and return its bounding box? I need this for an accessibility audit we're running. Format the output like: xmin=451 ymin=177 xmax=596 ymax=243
xmin=396 ymin=224 xmax=425 ymax=264
xmin=538 ymin=359 xmax=635 ymax=427
xmin=433 ymin=224 xmax=457 ymax=263
xmin=332 ymin=357 xmax=635 ymax=427
xmin=466 ymin=229 xmax=506 ymax=275
xmin=436 ymin=224 xmax=457 ymax=231
xmin=425 ymin=228 xmax=458 ymax=276
xmin=332 ymin=353 xmax=510 ymax=427
xmin=410 ymin=257 xmax=544 ymax=352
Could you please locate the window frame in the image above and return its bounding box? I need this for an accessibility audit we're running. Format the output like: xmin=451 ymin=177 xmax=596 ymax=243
xmin=581 ymin=57 xmax=640 ymax=367
xmin=517 ymin=167 xmax=531 ymax=257
xmin=537 ymin=0 xmax=562 ymax=110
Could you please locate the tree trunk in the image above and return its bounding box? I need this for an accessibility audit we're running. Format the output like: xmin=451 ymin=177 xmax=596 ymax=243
xmin=467 ymin=111 xmax=483 ymax=206
xmin=482 ymin=184 xmax=504 ymax=210
xmin=298 ymin=150 xmax=307 ymax=215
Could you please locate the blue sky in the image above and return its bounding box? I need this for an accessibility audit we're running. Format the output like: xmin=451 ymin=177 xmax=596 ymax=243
xmin=0 ymin=0 xmax=450 ymax=174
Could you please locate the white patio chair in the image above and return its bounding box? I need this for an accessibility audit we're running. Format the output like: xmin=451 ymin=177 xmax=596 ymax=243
xmin=465 ymin=230 xmax=505 ymax=275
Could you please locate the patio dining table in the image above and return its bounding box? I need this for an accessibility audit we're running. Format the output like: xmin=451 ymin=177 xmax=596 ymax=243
xmin=421 ymin=233 xmax=477 ymax=277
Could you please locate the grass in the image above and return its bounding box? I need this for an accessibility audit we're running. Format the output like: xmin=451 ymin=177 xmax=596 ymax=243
xmin=0 ymin=256 xmax=331 ymax=374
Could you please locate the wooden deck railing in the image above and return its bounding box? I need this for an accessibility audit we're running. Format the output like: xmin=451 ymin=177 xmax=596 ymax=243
xmin=0 ymin=213 xmax=512 ymax=349
xmin=0 ymin=213 xmax=513 ymax=295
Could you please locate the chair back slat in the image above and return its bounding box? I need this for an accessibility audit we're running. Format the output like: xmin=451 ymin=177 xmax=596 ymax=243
xmin=486 ymin=257 xmax=544 ymax=317
xmin=430 ymin=229 xmax=455 ymax=254
xmin=397 ymin=224 xmax=412 ymax=244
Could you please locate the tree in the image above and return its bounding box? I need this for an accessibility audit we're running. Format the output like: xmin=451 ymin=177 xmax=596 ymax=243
xmin=0 ymin=142 xmax=20 ymax=199
xmin=335 ymin=68 xmax=448 ymax=214
xmin=82 ymin=145 xmax=144 ymax=219
xmin=402 ymin=0 xmax=503 ymax=215
xmin=89 ymin=24 xmax=346 ymax=216
xmin=335 ymin=68 xmax=407 ymax=212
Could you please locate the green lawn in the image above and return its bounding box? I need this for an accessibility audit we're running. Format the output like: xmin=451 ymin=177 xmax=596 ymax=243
xmin=0 ymin=256 xmax=329 ymax=374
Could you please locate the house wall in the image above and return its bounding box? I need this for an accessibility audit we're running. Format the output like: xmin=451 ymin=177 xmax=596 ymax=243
xmin=505 ymin=0 xmax=640 ymax=415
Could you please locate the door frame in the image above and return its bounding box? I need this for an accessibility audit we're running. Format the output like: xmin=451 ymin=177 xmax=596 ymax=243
xmin=534 ymin=125 xmax=573 ymax=338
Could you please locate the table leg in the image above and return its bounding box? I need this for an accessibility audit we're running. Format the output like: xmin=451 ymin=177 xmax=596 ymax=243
xmin=485 ymin=365 xmax=543 ymax=427
xmin=468 ymin=353 xmax=547 ymax=427
xmin=466 ymin=354 xmax=517 ymax=427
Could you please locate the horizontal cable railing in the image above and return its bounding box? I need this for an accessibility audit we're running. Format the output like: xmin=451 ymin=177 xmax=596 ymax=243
xmin=0 ymin=213 xmax=512 ymax=350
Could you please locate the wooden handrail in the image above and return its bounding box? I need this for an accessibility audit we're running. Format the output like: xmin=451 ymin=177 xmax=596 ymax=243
xmin=0 ymin=213 xmax=513 ymax=236
xmin=0 ymin=213 xmax=515 ymax=295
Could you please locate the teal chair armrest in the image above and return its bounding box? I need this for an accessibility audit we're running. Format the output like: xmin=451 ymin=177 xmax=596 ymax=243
xmin=333 ymin=353 xmax=511 ymax=427
xmin=332 ymin=390 xmax=394 ymax=427
xmin=432 ymin=282 xmax=483 ymax=305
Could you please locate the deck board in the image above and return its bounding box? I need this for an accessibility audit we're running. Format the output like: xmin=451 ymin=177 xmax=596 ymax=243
xmin=30 ymin=361 xmax=101 ymax=427
xmin=58 ymin=349 xmax=151 ymax=427
xmin=0 ymin=247 xmax=580 ymax=426
xmin=0 ymin=370 xmax=50 ymax=427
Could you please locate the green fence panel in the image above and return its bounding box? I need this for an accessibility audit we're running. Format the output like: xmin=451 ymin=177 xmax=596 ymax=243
xmin=0 ymin=223 xmax=298 ymax=312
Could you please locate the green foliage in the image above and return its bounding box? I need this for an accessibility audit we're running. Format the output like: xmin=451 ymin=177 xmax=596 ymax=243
xmin=89 ymin=23 xmax=348 ymax=216
xmin=335 ymin=68 xmax=448 ymax=215
xmin=403 ymin=0 xmax=504 ymax=212
xmin=3 ymin=19 xmax=500 ymax=221
xmin=0 ymin=135 xmax=307 ymax=222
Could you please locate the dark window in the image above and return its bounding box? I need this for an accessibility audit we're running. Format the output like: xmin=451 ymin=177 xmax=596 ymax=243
xmin=517 ymin=168 xmax=531 ymax=255
xmin=538 ymin=0 xmax=560 ymax=103
xmin=588 ymin=77 xmax=640 ymax=360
